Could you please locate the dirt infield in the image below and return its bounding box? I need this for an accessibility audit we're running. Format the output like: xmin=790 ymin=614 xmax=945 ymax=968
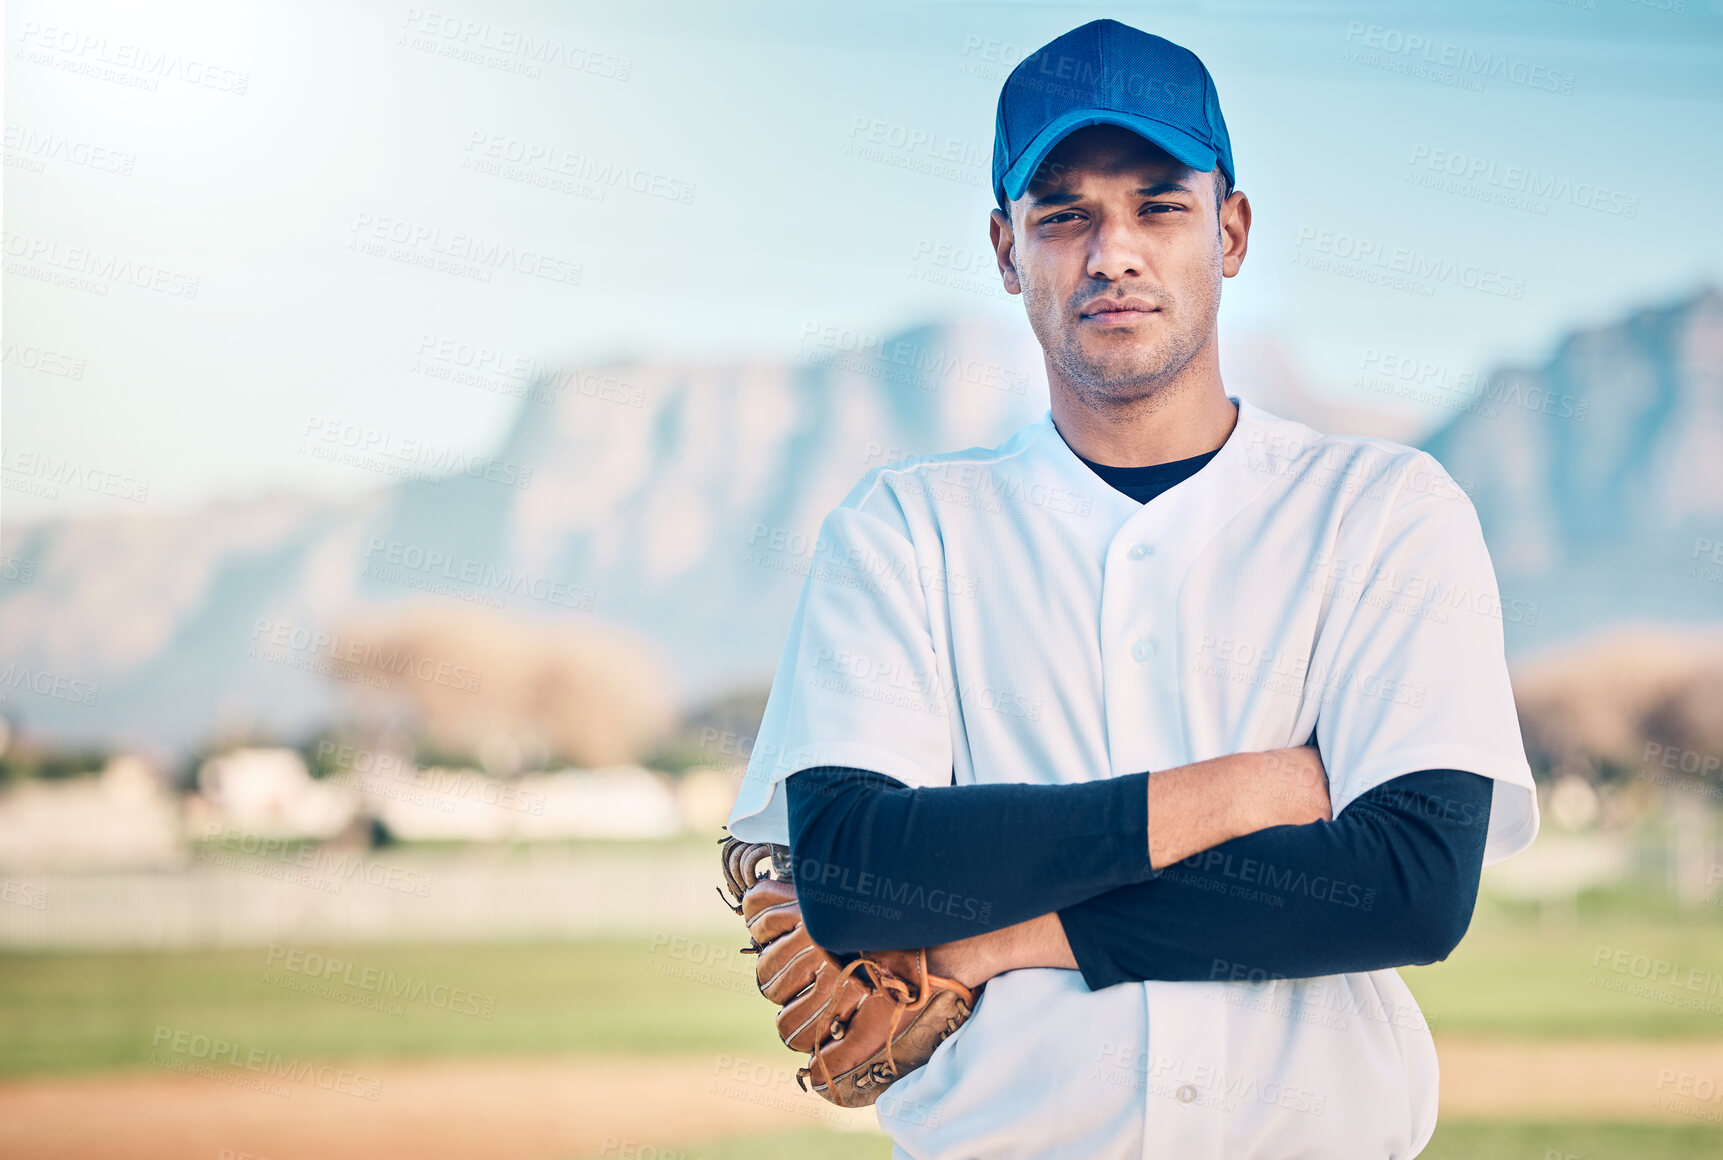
xmin=1437 ymin=1038 xmax=1723 ymax=1121
xmin=2 ymin=1038 xmax=1720 ymax=1160
xmin=0 ymin=1055 xmax=878 ymax=1160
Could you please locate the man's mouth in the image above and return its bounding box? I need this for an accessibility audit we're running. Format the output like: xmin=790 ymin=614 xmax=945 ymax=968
xmin=1079 ymin=300 xmax=1160 ymax=326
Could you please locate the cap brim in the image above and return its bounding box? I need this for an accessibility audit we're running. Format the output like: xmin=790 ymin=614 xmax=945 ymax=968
xmin=1000 ymin=109 xmax=1219 ymax=203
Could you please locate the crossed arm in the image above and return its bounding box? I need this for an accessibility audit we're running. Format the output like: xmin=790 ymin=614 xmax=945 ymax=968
xmin=783 ymin=750 xmax=1492 ymax=990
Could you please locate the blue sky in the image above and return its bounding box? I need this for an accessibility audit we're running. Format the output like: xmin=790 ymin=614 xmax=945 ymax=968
xmin=5 ymin=0 xmax=1720 ymax=517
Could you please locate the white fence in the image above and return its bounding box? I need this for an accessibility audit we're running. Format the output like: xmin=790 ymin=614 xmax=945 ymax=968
xmin=0 ymin=843 xmax=737 ymax=949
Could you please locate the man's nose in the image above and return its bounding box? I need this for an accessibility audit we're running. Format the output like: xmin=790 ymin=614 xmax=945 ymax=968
xmin=1087 ymin=217 xmax=1145 ymax=281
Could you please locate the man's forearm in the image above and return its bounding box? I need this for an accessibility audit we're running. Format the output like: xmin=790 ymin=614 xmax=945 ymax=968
xmin=783 ymin=746 xmax=1328 ymax=953
xmin=1058 ymin=769 xmax=1494 ymax=988
xmin=1146 ymin=747 xmax=1329 ymax=868
xmin=930 ymin=749 xmax=1331 ymax=984
xmin=785 ymin=765 xmax=1154 ymax=952
xmin=931 ymin=769 xmax=1491 ymax=990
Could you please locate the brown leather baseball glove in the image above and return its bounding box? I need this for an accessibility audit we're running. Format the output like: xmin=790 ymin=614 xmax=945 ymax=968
xmin=717 ymin=835 xmax=979 ymax=1108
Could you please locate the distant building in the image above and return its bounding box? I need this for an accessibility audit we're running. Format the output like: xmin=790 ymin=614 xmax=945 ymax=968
xmin=515 ymin=766 xmax=684 ymax=840
xmin=195 ymin=748 xmax=358 ymax=840
xmin=374 ymin=764 xmax=687 ymax=841
xmin=0 ymin=756 xmax=182 ymax=869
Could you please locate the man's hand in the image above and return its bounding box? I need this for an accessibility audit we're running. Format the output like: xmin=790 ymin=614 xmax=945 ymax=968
xmin=1147 ymin=745 xmax=1330 ymax=869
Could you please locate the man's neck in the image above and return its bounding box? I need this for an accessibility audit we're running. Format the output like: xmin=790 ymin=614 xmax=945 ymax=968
xmin=1047 ymin=346 xmax=1239 ymax=468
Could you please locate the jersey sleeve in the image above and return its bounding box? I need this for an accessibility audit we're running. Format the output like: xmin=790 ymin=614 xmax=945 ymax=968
xmin=725 ymin=496 xmax=956 ymax=845
xmin=1308 ymin=453 xmax=1539 ymax=865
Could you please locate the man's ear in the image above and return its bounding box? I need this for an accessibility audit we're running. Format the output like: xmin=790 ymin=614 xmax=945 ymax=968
xmin=989 ymin=208 xmax=1023 ymax=296
xmin=1220 ymin=191 xmax=1251 ymax=278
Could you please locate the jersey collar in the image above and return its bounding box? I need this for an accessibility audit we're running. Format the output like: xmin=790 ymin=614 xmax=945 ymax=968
xmin=1027 ymin=395 xmax=1288 ymax=547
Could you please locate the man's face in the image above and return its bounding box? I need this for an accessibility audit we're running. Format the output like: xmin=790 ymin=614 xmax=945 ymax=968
xmin=989 ymin=124 xmax=1249 ymax=406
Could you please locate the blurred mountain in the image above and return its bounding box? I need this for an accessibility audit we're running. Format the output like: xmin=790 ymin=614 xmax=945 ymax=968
xmin=1421 ymin=286 xmax=1723 ymax=643
xmin=1220 ymin=329 xmax=1421 ymax=445
xmin=1 ymin=320 xmax=1045 ymax=752
xmin=2 ymin=296 xmax=1718 ymax=754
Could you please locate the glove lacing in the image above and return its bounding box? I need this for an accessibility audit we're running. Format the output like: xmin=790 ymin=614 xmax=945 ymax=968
xmin=807 ymin=947 xmax=930 ymax=1096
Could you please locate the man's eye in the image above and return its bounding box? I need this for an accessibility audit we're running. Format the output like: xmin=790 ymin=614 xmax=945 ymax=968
xmin=1043 ymin=212 xmax=1081 ymax=224
xmin=1143 ymin=204 xmax=1179 ymax=214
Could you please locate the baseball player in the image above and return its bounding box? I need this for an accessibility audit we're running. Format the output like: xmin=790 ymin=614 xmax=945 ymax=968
xmin=726 ymin=18 xmax=1538 ymax=1159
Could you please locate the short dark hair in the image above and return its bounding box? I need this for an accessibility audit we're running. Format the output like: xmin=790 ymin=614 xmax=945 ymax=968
xmin=1213 ymin=167 xmax=1233 ymax=212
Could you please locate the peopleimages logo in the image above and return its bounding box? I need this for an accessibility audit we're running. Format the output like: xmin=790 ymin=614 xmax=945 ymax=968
xmin=1357 ymin=348 xmax=1589 ymax=424
xmin=149 ymin=1025 xmax=381 ymax=1101
xmin=0 ymin=664 xmax=100 ymax=706
xmin=1 ymin=448 xmax=150 ymax=503
xmin=348 ymin=211 xmax=582 ymax=287
xmin=201 ymin=824 xmax=436 ymax=897
xmin=1406 ymin=145 xmax=1638 ymax=219
xmin=362 ymin=536 xmax=595 ymax=611
xmin=846 ymin=117 xmax=989 ymax=169
xmin=265 ymin=945 xmax=497 ymax=1018
xmin=1293 ymin=227 xmax=1526 ymax=300
xmin=4 ymin=123 xmax=137 ymax=175
xmin=1 ymin=231 xmax=199 ymax=299
xmin=315 ymin=739 xmax=549 ymax=817
xmin=301 ymin=416 xmax=534 ymax=489
xmin=1 ymin=340 xmax=86 ymax=380
xmin=1341 ymin=22 xmax=1576 ymax=95
xmin=1012 ymin=53 xmax=1198 ymax=111
xmin=16 ymin=22 xmax=252 ymax=94
xmin=249 ymin=618 xmax=483 ymax=693
xmin=398 ymin=8 xmax=632 ymax=81
xmin=463 ymin=131 xmax=696 ymax=204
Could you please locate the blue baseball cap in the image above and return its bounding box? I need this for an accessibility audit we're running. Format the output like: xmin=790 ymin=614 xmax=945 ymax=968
xmin=992 ymin=19 xmax=1234 ymax=209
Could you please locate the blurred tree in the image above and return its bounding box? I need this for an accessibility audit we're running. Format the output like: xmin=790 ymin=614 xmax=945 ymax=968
xmin=1513 ymin=627 xmax=1722 ymax=787
xmin=324 ymin=603 xmax=677 ymax=769
xmin=1642 ymin=668 xmax=1723 ymax=771
xmin=644 ymin=684 xmax=770 ymax=774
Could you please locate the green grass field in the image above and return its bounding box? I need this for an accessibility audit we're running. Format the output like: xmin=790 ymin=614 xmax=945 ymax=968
xmin=1402 ymin=890 xmax=1723 ymax=1039
xmin=0 ymin=937 xmax=788 ymax=1076
xmin=6 ymin=893 xmax=1722 ymax=1076
xmin=1419 ymin=1120 xmax=1723 ymax=1159
xmin=634 ymin=1122 xmax=1723 ymax=1160
xmin=4 ymin=889 xmax=1723 ymax=1156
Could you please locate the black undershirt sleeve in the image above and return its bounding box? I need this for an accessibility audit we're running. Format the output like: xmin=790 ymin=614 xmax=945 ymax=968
xmin=784 ymin=766 xmax=1492 ymax=986
xmin=783 ymin=766 xmax=1157 ymax=952
xmin=1058 ymin=768 xmax=1492 ymax=988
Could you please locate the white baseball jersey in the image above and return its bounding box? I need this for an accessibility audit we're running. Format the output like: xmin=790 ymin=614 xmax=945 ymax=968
xmin=726 ymin=395 xmax=1539 ymax=1160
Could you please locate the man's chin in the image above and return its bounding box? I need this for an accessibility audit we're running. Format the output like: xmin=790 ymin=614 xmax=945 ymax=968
xmin=1067 ymin=343 xmax=1173 ymax=388
xmin=1063 ymin=363 xmax=1178 ymax=399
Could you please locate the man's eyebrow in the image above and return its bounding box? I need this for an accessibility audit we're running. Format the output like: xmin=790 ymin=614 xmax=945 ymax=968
xmin=1027 ymin=180 xmax=1193 ymax=207
xmin=1026 ymin=190 xmax=1084 ymax=208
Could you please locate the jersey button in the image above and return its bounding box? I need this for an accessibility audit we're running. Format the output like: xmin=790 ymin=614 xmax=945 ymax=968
xmin=1128 ymin=542 xmax=1153 ymax=560
xmin=1131 ymin=638 xmax=1154 ymax=662
xmin=1176 ymin=1084 xmax=1198 ymax=1105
